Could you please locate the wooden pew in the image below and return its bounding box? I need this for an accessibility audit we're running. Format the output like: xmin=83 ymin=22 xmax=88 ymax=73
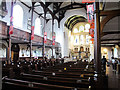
xmin=32 ymin=70 xmax=95 ymax=78
xmin=2 ymin=60 xmax=95 ymax=89
xmin=17 ymin=73 xmax=91 ymax=88
xmin=2 ymin=68 xmax=15 ymax=78
xmin=2 ymin=78 xmax=90 ymax=90
xmin=21 ymin=73 xmax=90 ymax=83
xmin=2 ymin=58 xmax=66 ymax=78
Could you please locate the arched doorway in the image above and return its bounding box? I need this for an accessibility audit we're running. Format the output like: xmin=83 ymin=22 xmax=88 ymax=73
xmin=0 ymin=43 xmax=7 ymax=59
xmin=11 ymin=44 xmax=20 ymax=63
xmin=80 ymin=46 xmax=84 ymax=52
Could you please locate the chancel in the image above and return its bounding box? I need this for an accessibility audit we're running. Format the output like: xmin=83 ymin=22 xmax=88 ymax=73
xmin=0 ymin=0 xmax=120 ymax=90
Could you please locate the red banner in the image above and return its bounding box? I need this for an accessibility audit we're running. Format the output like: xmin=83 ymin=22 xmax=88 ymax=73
xmin=44 ymin=32 xmax=47 ymax=43
xmin=82 ymin=0 xmax=95 ymax=3
xmin=9 ymin=26 xmax=13 ymax=34
xmin=9 ymin=16 xmax=13 ymax=35
xmin=87 ymin=4 xmax=94 ymax=23
xmin=31 ymin=26 xmax=34 ymax=40
xmin=89 ymin=20 xmax=95 ymax=38
xmin=90 ymin=22 xmax=95 ymax=29
xmin=89 ymin=29 xmax=94 ymax=38
xmin=52 ymin=36 xmax=55 ymax=45
xmin=91 ymin=38 xmax=94 ymax=44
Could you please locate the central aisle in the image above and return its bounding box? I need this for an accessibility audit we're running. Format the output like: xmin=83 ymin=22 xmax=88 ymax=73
xmin=106 ymin=65 xmax=120 ymax=89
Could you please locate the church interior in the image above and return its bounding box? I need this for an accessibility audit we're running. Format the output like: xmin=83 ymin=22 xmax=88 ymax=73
xmin=0 ymin=0 xmax=120 ymax=89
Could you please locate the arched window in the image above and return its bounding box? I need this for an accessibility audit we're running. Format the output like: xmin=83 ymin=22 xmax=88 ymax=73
xmin=13 ymin=5 xmax=23 ymax=28
xmin=74 ymin=35 xmax=79 ymax=45
xmin=80 ymin=35 xmax=84 ymax=44
xmin=34 ymin=17 xmax=41 ymax=36
xmin=86 ymin=35 xmax=89 ymax=44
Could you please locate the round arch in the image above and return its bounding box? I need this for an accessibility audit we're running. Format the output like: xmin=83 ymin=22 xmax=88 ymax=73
xmin=60 ymin=8 xmax=87 ymax=31
xmin=0 ymin=40 xmax=8 ymax=58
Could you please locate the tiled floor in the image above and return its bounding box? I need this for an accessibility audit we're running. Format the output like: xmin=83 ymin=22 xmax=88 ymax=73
xmin=106 ymin=65 xmax=120 ymax=89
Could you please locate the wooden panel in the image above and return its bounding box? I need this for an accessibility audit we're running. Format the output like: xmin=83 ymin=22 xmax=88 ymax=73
xmin=0 ymin=21 xmax=60 ymax=46
xmin=33 ymin=35 xmax=43 ymax=43
xmin=46 ymin=39 xmax=52 ymax=45
xmin=0 ymin=21 xmax=7 ymax=36
xmin=12 ymin=28 xmax=29 ymax=41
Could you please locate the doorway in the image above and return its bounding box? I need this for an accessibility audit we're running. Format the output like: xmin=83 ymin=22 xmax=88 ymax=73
xmin=11 ymin=44 xmax=20 ymax=63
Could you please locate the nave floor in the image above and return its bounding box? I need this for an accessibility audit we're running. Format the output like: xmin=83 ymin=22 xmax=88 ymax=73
xmin=106 ymin=65 xmax=120 ymax=89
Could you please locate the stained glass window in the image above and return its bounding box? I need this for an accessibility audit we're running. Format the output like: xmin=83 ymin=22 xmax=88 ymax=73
xmin=80 ymin=35 xmax=84 ymax=44
xmin=74 ymin=35 xmax=79 ymax=45
xmin=86 ymin=35 xmax=89 ymax=44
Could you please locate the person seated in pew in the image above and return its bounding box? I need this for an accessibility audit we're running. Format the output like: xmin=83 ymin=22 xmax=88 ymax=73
xmin=90 ymin=59 xmax=94 ymax=64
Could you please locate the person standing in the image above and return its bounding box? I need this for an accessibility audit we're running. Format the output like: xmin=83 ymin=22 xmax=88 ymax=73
xmin=112 ymin=57 xmax=115 ymax=71
xmin=102 ymin=56 xmax=107 ymax=71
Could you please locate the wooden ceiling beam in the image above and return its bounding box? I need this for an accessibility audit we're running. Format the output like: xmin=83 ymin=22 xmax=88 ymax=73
xmin=100 ymin=9 xmax=120 ymax=37
xmin=101 ymin=31 xmax=120 ymax=37
xmin=101 ymin=42 xmax=120 ymax=44
xmin=100 ymin=9 xmax=120 ymax=16
xmin=39 ymin=2 xmax=59 ymax=20
xmin=54 ymin=3 xmax=86 ymax=15
xmin=101 ymin=38 xmax=120 ymax=41
xmin=101 ymin=44 xmax=115 ymax=47
xmin=19 ymin=0 xmax=47 ymax=19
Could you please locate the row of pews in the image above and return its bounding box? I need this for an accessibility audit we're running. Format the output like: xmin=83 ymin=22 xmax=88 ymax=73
xmin=2 ymin=58 xmax=103 ymax=90
xmin=2 ymin=59 xmax=64 ymax=77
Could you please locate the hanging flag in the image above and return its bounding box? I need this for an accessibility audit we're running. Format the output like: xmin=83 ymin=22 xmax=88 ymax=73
xmin=31 ymin=26 xmax=34 ymax=40
xmin=89 ymin=28 xmax=94 ymax=38
xmin=9 ymin=16 xmax=13 ymax=35
xmin=82 ymin=0 xmax=95 ymax=3
xmin=91 ymin=38 xmax=94 ymax=44
xmin=44 ymin=32 xmax=47 ymax=43
xmin=90 ymin=22 xmax=95 ymax=29
xmin=52 ymin=36 xmax=55 ymax=45
xmin=87 ymin=4 xmax=94 ymax=23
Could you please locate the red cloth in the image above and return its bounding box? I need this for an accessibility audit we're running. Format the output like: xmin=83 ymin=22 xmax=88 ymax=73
xmin=9 ymin=26 xmax=13 ymax=34
xmin=44 ymin=32 xmax=47 ymax=43
xmin=31 ymin=26 xmax=34 ymax=40
xmin=52 ymin=36 xmax=55 ymax=45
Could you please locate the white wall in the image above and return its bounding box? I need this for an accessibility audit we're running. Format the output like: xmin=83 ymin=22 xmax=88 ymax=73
xmin=64 ymin=27 xmax=69 ymax=56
